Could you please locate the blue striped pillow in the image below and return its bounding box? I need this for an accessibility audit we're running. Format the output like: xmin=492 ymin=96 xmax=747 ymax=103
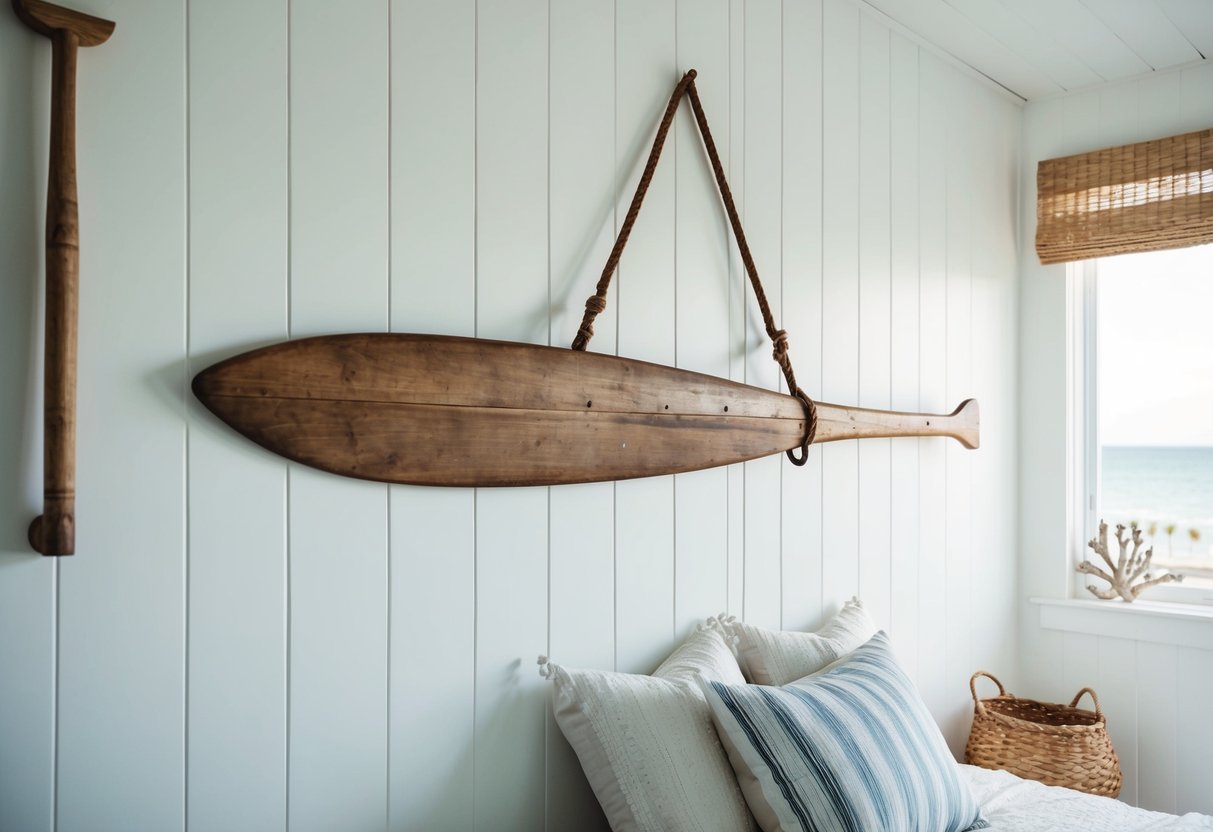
xmin=701 ymin=632 xmax=988 ymax=832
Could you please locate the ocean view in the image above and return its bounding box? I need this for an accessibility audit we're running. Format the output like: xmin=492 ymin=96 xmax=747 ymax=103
xmin=1101 ymin=446 xmax=1213 ymax=565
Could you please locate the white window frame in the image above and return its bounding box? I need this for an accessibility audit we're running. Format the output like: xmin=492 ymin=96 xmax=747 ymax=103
xmin=1071 ymin=259 xmax=1213 ymax=607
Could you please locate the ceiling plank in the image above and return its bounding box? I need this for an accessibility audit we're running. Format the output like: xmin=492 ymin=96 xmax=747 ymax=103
xmin=862 ymin=0 xmax=1061 ymax=98
xmin=1157 ymin=0 xmax=1213 ymax=59
xmin=1003 ymin=0 xmax=1152 ymax=81
xmin=945 ymin=0 xmax=1102 ymax=90
xmin=1081 ymin=0 xmax=1202 ymax=70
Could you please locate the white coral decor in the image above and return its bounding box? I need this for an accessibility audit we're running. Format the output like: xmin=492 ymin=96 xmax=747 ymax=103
xmin=1077 ymin=520 xmax=1184 ymax=602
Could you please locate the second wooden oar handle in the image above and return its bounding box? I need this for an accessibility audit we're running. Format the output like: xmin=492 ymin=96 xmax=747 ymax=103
xmin=14 ymin=0 xmax=115 ymax=555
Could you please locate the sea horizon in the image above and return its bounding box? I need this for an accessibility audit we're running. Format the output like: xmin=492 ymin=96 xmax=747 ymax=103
xmin=1100 ymin=445 xmax=1213 ymax=563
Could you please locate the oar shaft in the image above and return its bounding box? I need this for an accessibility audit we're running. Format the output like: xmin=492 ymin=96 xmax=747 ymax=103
xmin=812 ymin=398 xmax=980 ymax=450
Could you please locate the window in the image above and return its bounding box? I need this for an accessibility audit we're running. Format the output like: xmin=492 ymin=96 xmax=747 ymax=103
xmin=1075 ymin=244 xmax=1213 ymax=604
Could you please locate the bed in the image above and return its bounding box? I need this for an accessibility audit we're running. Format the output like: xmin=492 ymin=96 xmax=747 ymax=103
xmin=962 ymin=764 xmax=1213 ymax=830
xmin=543 ymin=601 xmax=1213 ymax=832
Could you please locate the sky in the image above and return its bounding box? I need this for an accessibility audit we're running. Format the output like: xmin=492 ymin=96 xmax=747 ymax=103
xmin=1097 ymin=243 xmax=1213 ymax=447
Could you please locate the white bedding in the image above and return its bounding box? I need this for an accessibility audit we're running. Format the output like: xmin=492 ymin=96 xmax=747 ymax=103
xmin=961 ymin=764 xmax=1213 ymax=831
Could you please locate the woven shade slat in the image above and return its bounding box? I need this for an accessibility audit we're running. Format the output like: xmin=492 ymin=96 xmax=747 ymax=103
xmin=1036 ymin=127 xmax=1213 ymax=264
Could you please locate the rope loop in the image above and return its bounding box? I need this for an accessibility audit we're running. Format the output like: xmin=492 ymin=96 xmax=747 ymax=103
xmin=571 ymin=68 xmax=820 ymax=465
xmin=785 ymin=387 xmax=817 ymax=466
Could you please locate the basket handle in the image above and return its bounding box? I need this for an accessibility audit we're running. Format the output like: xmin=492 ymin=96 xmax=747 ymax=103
xmin=969 ymin=671 xmax=1007 ymax=706
xmin=1069 ymin=687 xmax=1103 ymax=716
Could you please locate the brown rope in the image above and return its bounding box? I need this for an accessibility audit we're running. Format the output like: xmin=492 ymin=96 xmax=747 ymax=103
xmin=571 ymin=69 xmax=817 ymax=465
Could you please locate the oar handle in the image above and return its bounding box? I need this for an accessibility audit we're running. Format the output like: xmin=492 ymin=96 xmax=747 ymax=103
xmin=31 ymin=28 xmax=80 ymax=556
xmin=15 ymin=0 xmax=114 ymax=555
xmin=812 ymin=398 xmax=980 ymax=450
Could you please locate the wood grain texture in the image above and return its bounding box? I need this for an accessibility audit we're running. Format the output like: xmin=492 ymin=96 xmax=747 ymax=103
xmin=13 ymin=0 xmax=115 ymax=555
xmin=193 ymin=333 xmax=978 ymax=487
xmin=10 ymin=0 xmax=113 ymax=46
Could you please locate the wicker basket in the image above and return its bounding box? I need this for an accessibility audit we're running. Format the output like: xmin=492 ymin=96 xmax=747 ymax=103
xmin=964 ymin=671 xmax=1122 ymax=798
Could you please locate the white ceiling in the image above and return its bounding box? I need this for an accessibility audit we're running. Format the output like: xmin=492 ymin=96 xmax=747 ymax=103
xmin=862 ymin=0 xmax=1212 ymax=100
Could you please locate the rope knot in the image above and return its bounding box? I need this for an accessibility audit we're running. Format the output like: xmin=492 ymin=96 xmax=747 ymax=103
xmin=771 ymin=329 xmax=789 ymax=362
xmin=585 ymin=295 xmax=607 ymax=315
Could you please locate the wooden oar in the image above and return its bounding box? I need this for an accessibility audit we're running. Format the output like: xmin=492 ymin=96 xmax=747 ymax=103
xmin=13 ymin=0 xmax=115 ymax=555
xmin=193 ymin=334 xmax=978 ymax=488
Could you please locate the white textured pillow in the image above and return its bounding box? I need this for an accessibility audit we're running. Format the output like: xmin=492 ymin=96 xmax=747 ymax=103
xmin=540 ymin=625 xmax=758 ymax=832
xmin=727 ymin=597 xmax=877 ymax=685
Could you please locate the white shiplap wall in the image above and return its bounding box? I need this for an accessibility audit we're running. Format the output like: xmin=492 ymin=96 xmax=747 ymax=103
xmin=1019 ymin=61 xmax=1213 ymax=816
xmin=0 ymin=1 xmax=1020 ymax=829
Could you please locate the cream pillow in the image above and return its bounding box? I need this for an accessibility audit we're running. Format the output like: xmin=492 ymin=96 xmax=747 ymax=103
xmin=724 ymin=597 xmax=877 ymax=685
xmin=539 ymin=625 xmax=758 ymax=832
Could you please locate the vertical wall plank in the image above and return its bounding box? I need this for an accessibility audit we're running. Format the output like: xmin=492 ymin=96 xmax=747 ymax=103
xmin=547 ymin=482 xmax=612 ymax=832
xmin=474 ymin=2 xmax=550 ymax=829
xmin=547 ymin=0 xmax=615 ymax=827
xmin=888 ymin=34 xmax=920 ymax=680
xmin=741 ymin=0 xmax=783 ymax=630
xmin=390 ymin=491 xmax=475 ymax=832
xmin=857 ymin=15 xmax=892 ymax=630
xmin=288 ymin=473 xmax=388 ymax=832
xmin=290 ymin=3 xmax=389 ymax=336
xmin=1017 ymin=94 xmax=1069 ymax=707
xmin=943 ymin=69 xmax=974 ymax=754
xmin=969 ymin=83 xmax=1018 ymax=689
xmin=726 ymin=0 xmax=747 ymax=619
xmin=1176 ymin=647 xmax=1213 ymax=815
xmin=820 ymin=0 xmax=861 ymax=610
xmin=672 ymin=0 xmax=730 ymax=638
xmin=780 ymin=0 xmax=824 ymax=633
xmin=288 ymin=1 xmax=390 ymax=829
xmin=1137 ymin=643 xmax=1177 ymax=813
xmin=391 ymin=0 xmax=476 ymax=338
xmin=0 ymin=16 xmax=53 ymax=832
xmin=473 ymin=488 xmax=548 ymax=832
xmin=389 ymin=3 xmax=477 ymax=829
xmin=1097 ymin=637 xmax=1138 ymax=805
xmin=187 ymin=1 xmax=288 ymax=829
xmin=614 ymin=0 xmax=677 ymax=672
xmin=916 ymin=51 xmax=949 ymax=722
xmin=1062 ymin=632 xmax=1101 ymax=695
xmin=56 ymin=0 xmax=187 ymax=828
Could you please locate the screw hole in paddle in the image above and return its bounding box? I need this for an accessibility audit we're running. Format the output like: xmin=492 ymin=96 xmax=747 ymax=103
xmin=586 ymin=400 xmax=592 ymax=408
xmin=724 ymin=405 xmax=729 ymax=412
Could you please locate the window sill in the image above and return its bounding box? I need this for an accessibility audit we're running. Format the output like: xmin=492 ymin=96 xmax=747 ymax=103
xmin=1032 ymin=597 xmax=1213 ymax=650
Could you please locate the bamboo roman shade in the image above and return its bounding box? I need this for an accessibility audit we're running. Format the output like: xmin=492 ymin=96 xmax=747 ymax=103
xmin=1036 ymin=127 xmax=1213 ymax=264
